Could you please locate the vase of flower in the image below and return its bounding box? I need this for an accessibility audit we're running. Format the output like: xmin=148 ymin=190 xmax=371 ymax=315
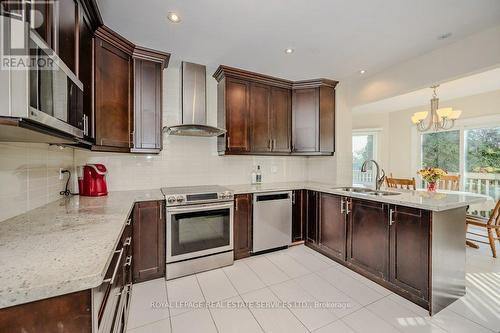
xmin=417 ymin=167 xmax=447 ymax=192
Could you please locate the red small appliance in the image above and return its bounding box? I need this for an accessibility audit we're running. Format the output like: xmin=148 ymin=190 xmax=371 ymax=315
xmin=78 ymin=164 xmax=108 ymax=196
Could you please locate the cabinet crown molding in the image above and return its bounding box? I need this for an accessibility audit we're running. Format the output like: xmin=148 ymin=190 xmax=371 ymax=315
xmin=95 ymin=25 xmax=135 ymax=54
xmin=132 ymin=46 xmax=171 ymax=69
xmin=293 ymin=79 xmax=339 ymax=89
xmin=213 ymin=65 xmax=338 ymax=90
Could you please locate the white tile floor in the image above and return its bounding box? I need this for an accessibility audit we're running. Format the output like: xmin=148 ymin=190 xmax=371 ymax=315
xmin=126 ymin=244 xmax=500 ymax=333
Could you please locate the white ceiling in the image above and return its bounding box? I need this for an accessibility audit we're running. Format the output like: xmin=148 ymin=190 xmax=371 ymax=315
xmin=352 ymin=66 xmax=500 ymax=114
xmin=97 ymin=0 xmax=500 ymax=81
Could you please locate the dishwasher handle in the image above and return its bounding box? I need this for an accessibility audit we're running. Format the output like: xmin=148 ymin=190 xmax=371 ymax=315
xmin=254 ymin=192 xmax=291 ymax=203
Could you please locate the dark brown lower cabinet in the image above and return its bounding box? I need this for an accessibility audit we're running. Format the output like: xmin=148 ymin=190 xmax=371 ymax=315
xmin=292 ymin=190 xmax=306 ymax=242
xmin=390 ymin=205 xmax=430 ymax=303
xmin=318 ymin=193 xmax=347 ymax=260
xmin=132 ymin=201 xmax=165 ymax=283
xmin=347 ymin=199 xmax=389 ymax=280
xmin=234 ymin=194 xmax=253 ymax=259
xmin=305 ymin=190 xmax=319 ymax=244
xmin=0 ymin=290 xmax=92 ymax=333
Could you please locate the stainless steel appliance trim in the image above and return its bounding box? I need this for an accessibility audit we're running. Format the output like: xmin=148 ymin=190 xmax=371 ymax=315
xmin=166 ymin=251 xmax=234 ymax=280
xmin=252 ymin=191 xmax=292 ymax=253
xmin=28 ymin=107 xmax=84 ymax=138
xmin=166 ymin=201 xmax=234 ymax=263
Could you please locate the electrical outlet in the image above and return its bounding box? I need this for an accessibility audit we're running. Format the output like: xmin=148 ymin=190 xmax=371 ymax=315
xmin=59 ymin=168 xmax=64 ymax=180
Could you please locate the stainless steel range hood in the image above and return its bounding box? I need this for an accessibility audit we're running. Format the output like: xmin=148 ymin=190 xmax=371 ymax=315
xmin=164 ymin=62 xmax=226 ymax=137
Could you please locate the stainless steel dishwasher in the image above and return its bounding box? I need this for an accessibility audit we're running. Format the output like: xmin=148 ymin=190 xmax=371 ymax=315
xmin=253 ymin=191 xmax=292 ymax=253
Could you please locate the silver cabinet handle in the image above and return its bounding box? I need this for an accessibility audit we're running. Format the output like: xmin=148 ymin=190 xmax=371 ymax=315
xmin=389 ymin=208 xmax=395 ymax=226
xmin=346 ymin=199 xmax=351 ymax=214
xmin=292 ymin=192 xmax=296 ymax=204
xmin=126 ymin=218 xmax=131 ymax=226
xmin=103 ymin=248 xmax=124 ymax=284
xmin=340 ymin=198 xmax=345 ymax=214
xmin=227 ymin=137 xmax=231 ymax=148
xmin=125 ymin=256 xmax=132 ymax=267
xmin=83 ymin=114 xmax=88 ymax=136
xmin=123 ymin=237 xmax=131 ymax=247
xmin=159 ymin=204 xmax=163 ymax=220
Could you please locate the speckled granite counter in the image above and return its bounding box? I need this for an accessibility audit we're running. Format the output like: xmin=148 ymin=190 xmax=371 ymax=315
xmin=0 ymin=190 xmax=163 ymax=309
xmin=228 ymin=181 xmax=488 ymax=212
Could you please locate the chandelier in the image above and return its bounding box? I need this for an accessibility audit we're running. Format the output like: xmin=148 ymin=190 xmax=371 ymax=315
xmin=411 ymin=85 xmax=462 ymax=132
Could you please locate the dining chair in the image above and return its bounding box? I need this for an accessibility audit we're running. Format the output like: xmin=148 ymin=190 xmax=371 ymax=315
xmin=438 ymin=174 xmax=460 ymax=191
xmin=466 ymin=199 xmax=500 ymax=258
xmin=385 ymin=174 xmax=416 ymax=190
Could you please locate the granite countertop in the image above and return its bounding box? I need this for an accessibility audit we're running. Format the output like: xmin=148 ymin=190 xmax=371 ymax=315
xmin=228 ymin=182 xmax=488 ymax=212
xmin=0 ymin=182 xmax=488 ymax=309
xmin=0 ymin=189 xmax=163 ymax=309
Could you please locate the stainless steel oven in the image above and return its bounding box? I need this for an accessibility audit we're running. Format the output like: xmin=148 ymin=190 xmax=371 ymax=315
xmin=162 ymin=185 xmax=234 ymax=280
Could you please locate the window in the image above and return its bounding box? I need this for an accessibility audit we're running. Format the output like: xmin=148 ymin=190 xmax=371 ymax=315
xmin=352 ymin=132 xmax=377 ymax=186
xmin=421 ymin=130 xmax=460 ymax=172
xmin=465 ymin=126 xmax=500 ymax=200
xmin=418 ymin=122 xmax=500 ymax=202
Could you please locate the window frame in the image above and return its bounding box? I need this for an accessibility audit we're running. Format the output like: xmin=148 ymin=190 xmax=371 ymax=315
xmin=352 ymin=128 xmax=380 ymax=186
xmin=412 ymin=114 xmax=500 ymax=190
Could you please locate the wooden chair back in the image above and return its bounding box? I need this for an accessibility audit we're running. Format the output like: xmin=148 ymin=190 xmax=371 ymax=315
xmin=386 ymin=174 xmax=416 ymax=190
xmin=438 ymin=175 xmax=460 ymax=191
xmin=488 ymin=200 xmax=500 ymax=227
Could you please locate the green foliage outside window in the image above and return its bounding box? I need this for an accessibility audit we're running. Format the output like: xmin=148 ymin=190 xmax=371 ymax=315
xmin=421 ymin=130 xmax=460 ymax=173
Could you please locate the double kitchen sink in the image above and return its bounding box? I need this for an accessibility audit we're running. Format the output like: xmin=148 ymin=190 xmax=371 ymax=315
xmin=333 ymin=187 xmax=402 ymax=196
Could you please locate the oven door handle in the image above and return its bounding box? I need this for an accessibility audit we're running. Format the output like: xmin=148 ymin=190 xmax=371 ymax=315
xmin=166 ymin=202 xmax=234 ymax=213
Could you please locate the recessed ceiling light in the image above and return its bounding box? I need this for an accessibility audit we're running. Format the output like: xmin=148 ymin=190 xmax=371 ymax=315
xmin=359 ymin=69 xmax=366 ymax=74
xmin=438 ymin=32 xmax=452 ymax=40
xmin=167 ymin=12 xmax=181 ymax=23
xmin=284 ymin=48 xmax=294 ymax=54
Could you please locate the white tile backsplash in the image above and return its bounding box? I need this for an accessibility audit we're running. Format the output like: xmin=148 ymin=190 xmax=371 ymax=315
xmin=0 ymin=142 xmax=74 ymax=222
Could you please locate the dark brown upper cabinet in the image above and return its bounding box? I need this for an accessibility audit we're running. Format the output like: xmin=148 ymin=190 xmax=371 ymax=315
xmin=92 ymin=26 xmax=169 ymax=153
xmin=218 ymin=77 xmax=251 ymax=153
xmin=57 ymin=0 xmax=78 ymax=73
xmin=292 ymin=81 xmax=337 ymax=155
xmin=234 ymin=194 xmax=253 ymax=260
xmin=131 ymin=47 xmax=169 ymax=154
xmin=214 ymin=65 xmax=333 ymax=156
xmin=133 ymin=200 xmax=166 ymax=283
xmin=270 ymin=86 xmax=292 ymax=152
xmin=94 ymin=26 xmax=134 ymax=152
xmin=318 ymin=193 xmax=347 ymax=261
xmin=78 ymin=11 xmax=93 ymax=140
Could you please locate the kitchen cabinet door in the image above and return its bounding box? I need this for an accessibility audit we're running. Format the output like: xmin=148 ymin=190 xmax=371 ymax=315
xmin=234 ymin=194 xmax=252 ymax=259
xmin=347 ymin=199 xmax=389 ymax=279
xmin=271 ymin=86 xmax=291 ymax=152
xmin=132 ymin=58 xmax=163 ymax=153
xmin=78 ymin=12 xmax=93 ymax=140
xmin=318 ymin=193 xmax=346 ymax=260
xmin=305 ymin=190 xmax=319 ymax=244
xmin=57 ymin=0 xmax=78 ymax=73
xmin=225 ymin=78 xmax=250 ymax=153
xmin=94 ymin=35 xmax=132 ymax=150
xmin=292 ymin=88 xmax=319 ymax=153
xmin=250 ymin=83 xmax=271 ymax=152
xmin=389 ymin=205 xmax=430 ymax=302
xmin=132 ymin=201 xmax=165 ymax=283
xmin=292 ymin=190 xmax=305 ymax=242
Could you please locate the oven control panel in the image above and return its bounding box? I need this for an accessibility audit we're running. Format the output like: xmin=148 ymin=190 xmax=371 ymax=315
xmin=165 ymin=190 xmax=234 ymax=207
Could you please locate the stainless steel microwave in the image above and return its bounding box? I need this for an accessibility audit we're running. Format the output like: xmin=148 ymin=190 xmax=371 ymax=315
xmin=0 ymin=16 xmax=85 ymax=139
